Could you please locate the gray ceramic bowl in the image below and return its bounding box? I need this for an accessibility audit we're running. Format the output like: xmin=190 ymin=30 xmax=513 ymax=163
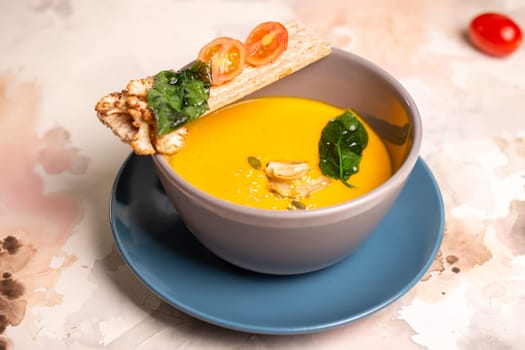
xmin=153 ymin=48 xmax=422 ymax=275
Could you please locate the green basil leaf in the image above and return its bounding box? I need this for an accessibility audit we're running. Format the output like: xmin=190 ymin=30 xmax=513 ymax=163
xmin=166 ymin=89 xmax=183 ymax=111
xmin=319 ymin=110 xmax=369 ymax=187
xmin=184 ymin=79 xmax=209 ymax=109
xmin=147 ymin=61 xmax=211 ymax=135
xmin=184 ymin=105 xmax=208 ymax=121
xmin=188 ymin=60 xmax=212 ymax=85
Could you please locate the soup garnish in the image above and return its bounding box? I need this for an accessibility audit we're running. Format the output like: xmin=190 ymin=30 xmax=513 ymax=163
xmin=319 ymin=110 xmax=368 ymax=188
xmin=95 ymin=21 xmax=331 ymax=155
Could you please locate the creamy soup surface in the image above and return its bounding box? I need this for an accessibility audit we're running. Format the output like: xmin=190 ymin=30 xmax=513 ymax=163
xmin=168 ymin=97 xmax=392 ymax=210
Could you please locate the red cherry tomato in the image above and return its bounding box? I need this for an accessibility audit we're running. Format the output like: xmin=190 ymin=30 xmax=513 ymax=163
xmin=244 ymin=21 xmax=288 ymax=66
xmin=198 ymin=37 xmax=246 ymax=85
xmin=468 ymin=13 xmax=523 ymax=57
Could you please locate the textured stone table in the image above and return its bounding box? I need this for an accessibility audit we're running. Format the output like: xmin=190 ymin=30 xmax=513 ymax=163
xmin=1 ymin=1 xmax=524 ymax=349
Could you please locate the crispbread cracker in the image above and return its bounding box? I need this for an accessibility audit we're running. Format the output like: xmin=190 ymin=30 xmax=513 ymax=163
xmin=207 ymin=21 xmax=331 ymax=112
xmin=95 ymin=21 xmax=332 ymax=155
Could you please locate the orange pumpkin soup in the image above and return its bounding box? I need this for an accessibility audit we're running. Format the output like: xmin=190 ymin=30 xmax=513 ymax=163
xmin=168 ymin=97 xmax=392 ymax=210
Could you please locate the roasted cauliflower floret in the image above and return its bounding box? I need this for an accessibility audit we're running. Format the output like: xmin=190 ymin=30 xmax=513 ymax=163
xmin=95 ymin=77 xmax=186 ymax=155
xmin=126 ymin=77 xmax=154 ymax=97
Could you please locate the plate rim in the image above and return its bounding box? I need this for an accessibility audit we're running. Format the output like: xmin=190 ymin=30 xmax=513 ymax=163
xmin=109 ymin=153 xmax=444 ymax=335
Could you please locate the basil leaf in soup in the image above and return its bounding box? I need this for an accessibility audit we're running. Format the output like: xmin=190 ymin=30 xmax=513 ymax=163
xmin=319 ymin=110 xmax=368 ymax=187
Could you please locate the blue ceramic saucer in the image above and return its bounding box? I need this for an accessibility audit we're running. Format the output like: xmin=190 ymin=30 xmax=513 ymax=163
xmin=110 ymin=154 xmax=444 ymax=335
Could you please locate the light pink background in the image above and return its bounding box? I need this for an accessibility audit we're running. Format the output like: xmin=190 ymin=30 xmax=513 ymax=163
xmin=1 ymin=1 xmax=524 ymax=349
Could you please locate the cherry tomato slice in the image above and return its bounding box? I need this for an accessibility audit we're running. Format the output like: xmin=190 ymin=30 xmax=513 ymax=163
xmin=244 ymin=22 xmax=288 ymax=66
xmin=198 ymin=37 xmax=246 ymax=85
xmin=468 ymin=13 xmax=523 ymax=57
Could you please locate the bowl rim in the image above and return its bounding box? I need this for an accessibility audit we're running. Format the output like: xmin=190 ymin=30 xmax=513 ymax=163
xmin=153 ymin=48 xmax=422 ymax=220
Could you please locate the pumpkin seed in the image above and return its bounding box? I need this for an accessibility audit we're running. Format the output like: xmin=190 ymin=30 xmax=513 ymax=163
xmin=247 ymin=156 xmax=262 ymax=170
xmin=291 ymin=200 xmax=306 ymax=210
